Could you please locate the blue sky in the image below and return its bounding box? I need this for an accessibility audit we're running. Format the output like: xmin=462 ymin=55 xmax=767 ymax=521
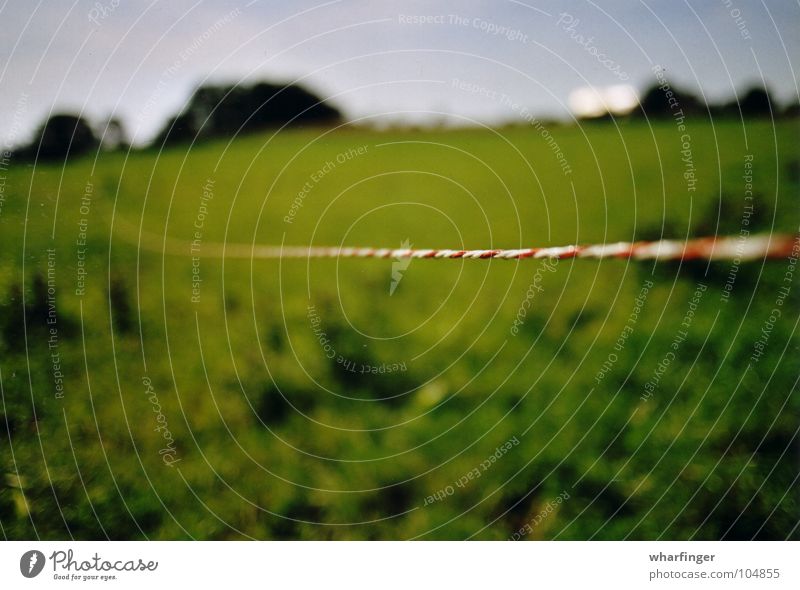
xmin=1 ymin=0 xmax=798 ymax=145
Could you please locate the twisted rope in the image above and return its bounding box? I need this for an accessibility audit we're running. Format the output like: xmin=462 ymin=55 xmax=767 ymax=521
xmin=241 ymin=234 xmax=798 ymax=261
xmin=108 ymin=208 xmax=797 ymax=262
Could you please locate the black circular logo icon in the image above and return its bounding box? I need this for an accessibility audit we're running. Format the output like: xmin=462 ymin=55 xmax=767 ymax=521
xmin=20 ymin=550 xmax=46 ymax=578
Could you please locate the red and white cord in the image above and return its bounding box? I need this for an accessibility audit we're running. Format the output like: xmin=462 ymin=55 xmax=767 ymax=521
xmin=240 ymin=234 xmax=798 ymax=261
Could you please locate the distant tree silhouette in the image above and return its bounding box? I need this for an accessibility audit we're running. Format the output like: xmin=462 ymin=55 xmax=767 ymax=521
xmin=707 ymin=100 xmax=740 ymax=119
xmin=155 ymin=81 xmax=341 ymax=145
xmin=26 ymin=113 xmax=98 ymax=160
xmin=739 ymin=86 xmax=774 ymax=117
xmin=155 ymin=114 xmax=196 ymax=146
xmin=784 ymin=101 xmax=800 ymax=118
xmin=636 ymin=80 xmax=703 ymax=118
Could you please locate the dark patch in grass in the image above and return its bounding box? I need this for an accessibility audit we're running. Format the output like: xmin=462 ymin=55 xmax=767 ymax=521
xmin=270 ymin=500 xmax=323 ymax=540
xmin=109 ymin=274 xmax=133 ymax=334
xmin=255 ymin=383 xmax=316 ymax=427
xmin=362 ymin=481 xmax=416 ymax=516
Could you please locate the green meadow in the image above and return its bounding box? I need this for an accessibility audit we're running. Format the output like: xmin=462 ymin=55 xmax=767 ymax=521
xmin=1 ymin=118 xmax=798 ymax=539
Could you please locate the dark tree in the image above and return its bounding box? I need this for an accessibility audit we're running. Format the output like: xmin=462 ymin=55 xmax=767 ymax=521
xmin=739 ymin=86 xmax=774 ymax=117
xmin=155 ymin=81 xmax=341 ymax=145
xmin=636 ymin=80 xmax=702 ymax=118
xmin=707 ymin=100 xmax=740 ymax=119
xmin=28 ymin=113 xmax=98 ymax=160
xmin=153 ymin=113 xmax=197 ymax=147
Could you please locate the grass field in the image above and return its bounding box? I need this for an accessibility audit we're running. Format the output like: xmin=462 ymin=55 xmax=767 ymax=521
xmin=1 ymin=118 xmax=798 ymax=540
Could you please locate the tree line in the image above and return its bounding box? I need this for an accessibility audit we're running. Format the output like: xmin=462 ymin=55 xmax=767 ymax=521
xmin=13 ymin=80 xmax=341 ymax=161
xmin=630 ymin=82 xmax=796 ymax=120
xmin=10 ymin=79 xmax=797 ymax=162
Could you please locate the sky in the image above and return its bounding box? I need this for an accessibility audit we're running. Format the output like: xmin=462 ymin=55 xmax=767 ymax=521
xmin=1 ymin=0 xmax=798 ymax=146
